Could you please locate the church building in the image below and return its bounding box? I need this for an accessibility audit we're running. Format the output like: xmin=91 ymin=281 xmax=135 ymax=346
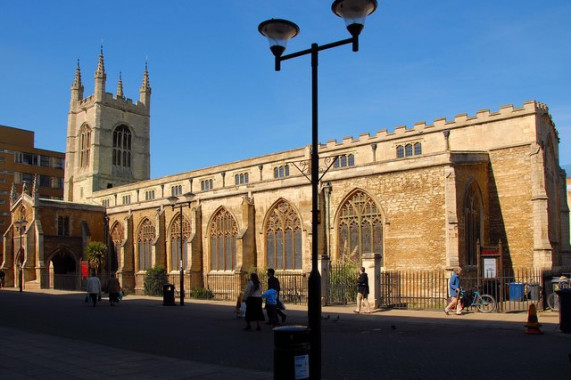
xmin=2 ymin=52 xmax=570 ymax=305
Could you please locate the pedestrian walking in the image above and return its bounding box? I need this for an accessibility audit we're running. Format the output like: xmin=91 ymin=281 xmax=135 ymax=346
xmin=267 ymin=268 xmax=287 ymax=323
xmin=86 ymin=274 xmax=102 ymax=307
xmin=242 ymin=273 xmax=264 ymax=331
xmin=354 ymin=267 xmax=371 ymax=313
xmin=444 ymin=267 xmax=463 ymax=315
xmin=106 ymin=273 xmax=121 ymax=306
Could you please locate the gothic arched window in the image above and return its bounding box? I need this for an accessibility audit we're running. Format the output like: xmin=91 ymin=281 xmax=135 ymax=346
xmin=337 ymin=191 xmax=383 ymax=261
xmin=170 ymin=213 xmax=191 ymax=271
xmin=113 ymin=125 xmax=132 ymax=168
xmin=137 ymin=218 xmax=155 ymax=271
xmin=464 ymin=181 xmax=482 ymax=266
xmin=265 ymin=200 xmax=302 ymax=270
xmin=209 ymin=208 xmax=238 ymax=271
xmin=80 ymin=125 xmax=91 ymax=168
xmin=110 ymin=222 xmax=124 ymax=272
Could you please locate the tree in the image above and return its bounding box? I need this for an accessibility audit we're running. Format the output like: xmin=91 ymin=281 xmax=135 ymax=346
xmin=86 ymin=241 xmax=107 ymax=276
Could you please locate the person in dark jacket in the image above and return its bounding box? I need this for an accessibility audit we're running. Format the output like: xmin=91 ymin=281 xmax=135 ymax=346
xmin=267 ymin=268 xmax=287 ymax=323
xmin=354 ymin=267 xmax=371 ymax=313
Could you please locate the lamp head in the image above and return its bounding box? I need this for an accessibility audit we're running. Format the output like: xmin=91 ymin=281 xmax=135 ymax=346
xmin=167 ymin=195 xmax=178 ymax=205
xmin=258 ymin=19 xmax=300 ymax=57
xmin=332 ymin=0 xmax=378 ymax=37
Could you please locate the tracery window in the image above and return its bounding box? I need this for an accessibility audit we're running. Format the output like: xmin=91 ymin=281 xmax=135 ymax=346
xmin=265 ymin=200 xmax=302 ymax=270
xmin=170 ymin=213 xmax=191 ymax=271
xmin=137 ymin=218 xmax=155 ymax=271
xmin=464 ymin=181 xmax=482 ymax=266
xmin=113 ymin=125 xmax=131 ymax=168
xmin=80 ymin=125 xmax=91 ymax=168
xmin=209 ymin=208 xmax=238 ymax=271
xmin=337 ymin=191 xmax=383 ymax=261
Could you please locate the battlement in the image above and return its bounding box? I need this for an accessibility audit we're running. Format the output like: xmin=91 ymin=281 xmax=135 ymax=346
xmin=322 ymin=100 xmax=549 ymax=148
xmin=74 ymin=92 xmax=149 ymax=113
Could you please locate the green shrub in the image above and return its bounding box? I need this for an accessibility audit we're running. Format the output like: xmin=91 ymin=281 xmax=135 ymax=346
xmin=144 ymin=266 xmax=168 ymax=296
xmin=189 ymin=288 xmax=214 ymax=299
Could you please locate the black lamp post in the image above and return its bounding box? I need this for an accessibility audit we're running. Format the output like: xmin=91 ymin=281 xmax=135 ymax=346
xmin=168 ymin=192 xmax=195 ymax=306
xmin=15 ymin=219 xmax=26 ymax=292
xmin=259 ymin=1 xmax=377 ymax=378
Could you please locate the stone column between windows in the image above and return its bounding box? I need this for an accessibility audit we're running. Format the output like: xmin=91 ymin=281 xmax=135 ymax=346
xmin=529 ymin=143 xmax=552 ymax=269
xmin=362 ymin=253 xmax=381 ymax=309
xmin=444 ymin=165 xmax=459 ymax=268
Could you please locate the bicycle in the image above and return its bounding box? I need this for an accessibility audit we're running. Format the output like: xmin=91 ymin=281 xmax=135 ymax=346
xmin=459 ymin=288 xmax=497 ymax=313
xmin=546 ymin=277 xmax=570 ymax=311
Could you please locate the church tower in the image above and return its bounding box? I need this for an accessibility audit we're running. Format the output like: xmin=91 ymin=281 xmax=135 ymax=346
xmin=64 ymin=49 xmax=151 ymax=202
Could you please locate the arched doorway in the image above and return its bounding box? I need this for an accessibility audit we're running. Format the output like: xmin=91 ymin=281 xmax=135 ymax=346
xmin=49 ymin=250 xmax=77 ymax=290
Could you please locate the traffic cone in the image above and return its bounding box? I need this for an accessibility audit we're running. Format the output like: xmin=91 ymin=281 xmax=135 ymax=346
xmin=524 ymin=303 xmax=543 ymax=335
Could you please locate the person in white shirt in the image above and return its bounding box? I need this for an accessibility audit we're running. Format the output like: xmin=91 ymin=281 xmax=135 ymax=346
xmin=86 ymin=274 xmax=102 ymax=307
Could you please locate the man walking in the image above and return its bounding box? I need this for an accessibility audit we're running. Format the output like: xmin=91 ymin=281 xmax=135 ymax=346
xmin=267 ymin=268 xmax=287 ymax=323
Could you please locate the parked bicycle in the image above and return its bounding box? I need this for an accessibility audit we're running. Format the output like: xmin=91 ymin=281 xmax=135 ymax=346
xmin=546 ymin=276 xmax=570 ymax=311
xmin=459 ymin=288 xmax=497 ymax=313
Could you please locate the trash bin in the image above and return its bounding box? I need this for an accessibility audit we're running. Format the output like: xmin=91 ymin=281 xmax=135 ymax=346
xmin=527 ymin=283 xmax=540 ymax=301
xmin=274 ymin=325 xmax=310 ymax=380
xmin=509 ymin=282 xmax=524 ymax=301
xmin=551 ymin=277 xmax=565 ymax=310
xmin=555 ymin=289 xmax=571 ymax=333
xmin=163 ymin=284 xmax=175 ymax=306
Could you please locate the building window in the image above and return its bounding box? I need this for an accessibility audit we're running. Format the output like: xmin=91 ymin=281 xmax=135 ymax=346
xmin=15 ymin=152 xmax=37 ymax=165
xmin=396 ymin=142 xmax=422 ymax=158
xmin=80 ymin=125 xmax=91 ymax=168
xmin=265 ymin=200 xmax=302 ymax=270
xmin=145 ymin=190 xmax=155 ymax=201
xmin=171 ymin=185 xmax=182 ymax=197
xmin=112 ymin=125 xmax=131 ymax=168
xmin=170 ymin=212 xmax=191 ymax=271
xmin=39 ymin=155 xmax=50 ymax=167
xmin=333 ymin=154 xmax=355 ymax=169
xmin=122 ymin=195 xmax=131 ymax=205
xmin=201 ymin=179 xmax=213 ymax=191
xmin=102 ymin=199 xmax=110 ymax=207
xmin=57 ymin=216 xmax=70 ymax=236
xmin=338 ymin=191 xmax=383 ymax=261
xmin=137 ymin=219 xmax=155 ymax=271
xmin=53 ymin=157 xmax=64 ymax=170
xmin=235 ymin=172 xmax=249 ymax=185
xmin=39 ymin=175 xmax=50 ymax=188
xmin=52 ymin=177 xmax=64 ymax=189
xmin=273 ymin=165 xmax=290 ymax=179
xmin=209 ymin=208 xmax=238 ymax=271
xmin=22 ymin=173 xmax=33 ymax=186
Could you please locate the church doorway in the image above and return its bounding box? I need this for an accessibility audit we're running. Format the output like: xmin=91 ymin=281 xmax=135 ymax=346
xmin=49 ymin=250 xmax=78 ymax=290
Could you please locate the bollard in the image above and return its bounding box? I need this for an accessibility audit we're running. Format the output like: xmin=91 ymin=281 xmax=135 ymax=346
xmin=555 ymin=289 xmax=571 ymax=333
xmin=274 ymin=325 xmax=310 ymax=380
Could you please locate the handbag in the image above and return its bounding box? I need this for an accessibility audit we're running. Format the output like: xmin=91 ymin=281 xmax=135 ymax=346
xmin=118 ymin=291 xmax=124 ymax=300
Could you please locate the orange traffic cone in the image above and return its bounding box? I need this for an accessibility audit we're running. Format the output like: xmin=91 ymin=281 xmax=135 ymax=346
xmin=524 ymin=303 xmax=543 ymax=335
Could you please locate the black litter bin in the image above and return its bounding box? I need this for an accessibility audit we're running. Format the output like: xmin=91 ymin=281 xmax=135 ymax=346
xmin=555 ymin=289 xmax=571 ymax=333
xmin=274 ymin=325 xmax=310 ymax=380
xmin=163 ymin=284 xmax=175 ymax=306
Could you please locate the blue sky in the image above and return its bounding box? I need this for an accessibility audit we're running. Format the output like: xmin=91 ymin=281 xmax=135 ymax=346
xmin=1 ymin=1 xmax=570 ymax=178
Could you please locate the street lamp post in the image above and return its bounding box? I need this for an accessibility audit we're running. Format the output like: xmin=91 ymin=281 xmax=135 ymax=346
xmin=168 ymin=192 xmax=195 ymax=306
xmin=259 ymin=1 xmax=377 ymax=378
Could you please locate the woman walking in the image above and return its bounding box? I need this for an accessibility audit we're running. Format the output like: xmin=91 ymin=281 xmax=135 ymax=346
xmin=242 ymin=273 xmax=265 ymax=331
